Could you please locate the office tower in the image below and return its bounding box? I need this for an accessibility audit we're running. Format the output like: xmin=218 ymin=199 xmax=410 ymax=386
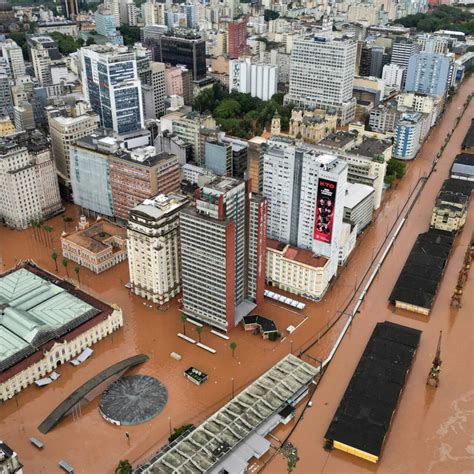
xmin=227 ymin=18 xmax=247 ymax=59
xmin=13 ymin=103 xmax=35 ymax=131
xmin=229 ymin=58 xmax=277 ymax=101
xmin=142 ymin=0 xmax=165 ymax=26
xmin=157 ymin=33 xmax=206 ymax=81
xmin=81 ymin=45 xmax=144 ymax=134
xmin=127 ymin=193 xmax=189 ymax=304
xmin=180 ymin=177 xmax=266 ymax=331
xmin=172 ymin=112 xmax=202 ymax=162
xmin=405 ymin=52 xmax=451 ymax=97
xmin=285 ymin=34 xmax=357 ymax=125
xmin=391 ymin=38 xmax=420 ymax=87
xmin=205 ymin=139 xmax=232 ymax=176
xmin=222 ymin=136 xmax=248 ymax=178
xmin=359 ymin=45 xmax=385 ymax=78
xmin=143 ymin=61 xmax=166 ymax=119
xmin=247 ymin=137 xmax=265 ymax=194
xmin=1 ymin=39 xmax=25 ymax=79
xmin=416 ymin=34 xmax=448 ymax=55
xmin=48 ymin=110 xmax=100 ymax=181
xmin=126 ymin=0 xmax=138 ymax=26
xmin=104 ymin=0 xmax=120 ymax=26
xmin=0 ymin=73 xmax=13 ymax=118
xmin=0 ymin=135 xmax=62 ymax=229
xmin=28 ymin=35 xmax=61 ymax=86
xmin=262 ymin=138 xmax=348 ymax=280
xmin=185 ymin=4 xmax=197 ymax=28
xmin=71 ymin=129 xmax=181 ymax=220
xmin=382 ymin=63 xmax=404 ymax=90
xmin=392 ymin=112 xmax=424 ymax=160
xmin=95 ymin=5 xmax=117 ymax=37
xmin=165 ymin=66 xmax=193 ymax=105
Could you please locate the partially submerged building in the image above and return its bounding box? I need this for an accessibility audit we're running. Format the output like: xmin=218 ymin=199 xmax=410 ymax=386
xmin=138 ymin=354 xmax=319 ymax=473
xmin=0 ymin=262 xmax=123 ymax=402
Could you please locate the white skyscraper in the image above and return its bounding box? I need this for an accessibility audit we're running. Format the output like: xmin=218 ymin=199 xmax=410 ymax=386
xmin=1 ymin=40 xmax=25 ymax=79
xmin=229 ymin=58 xmax=278 ymax=101
xmin=285 ymin=34 xmax=357 ymax=125
xmin=382 ymin=63 xmax=404 ymax=90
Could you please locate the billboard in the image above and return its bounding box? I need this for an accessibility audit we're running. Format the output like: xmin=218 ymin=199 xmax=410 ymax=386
xmin=314 ymin=179 xmax=337 ymax=244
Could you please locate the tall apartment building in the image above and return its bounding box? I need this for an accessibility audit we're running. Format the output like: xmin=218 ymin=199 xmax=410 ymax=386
xmin=392 ymin=112 xmax=424 ymax=160
xmin=247 ymin=137 xmax=266 ymax=194
xmin=0 ymin=72 xmax=13 ymax=118
xmin=142 ymin=61 xmax=166 ymax=119
xmin=142 ymin=0 xmax=165 ymax=26
xmin=172 ymin=112 xmax=202 ymax=163
xmin=71 ymin=130 xmax=181 ymax=220
xmin=27 ymin=35 xmax=61 ymax=86
xmin=165 ymin=66 xmax=193 ymax=105
xmin=229 ymin=58 xmax=277 ymax=101
xmin=95 ymin=5 xmax=117 ymax=38
xmin=405 ymin=52 xmax=451 ymax=97
xmin=48 ymin=110 xmax=100 ymax=181
xmin=0 ymin=136 xmax=62 ymax=229
xmin=1 ymin=39 xmax=25 ymax=79
xmin=180 ymin=177 xmax=266 ymax=331
xmin=61 ymin=0 xmax=79 ymax=18
xmin=416 ymin=34 xmax=448 ymax=55
xmin=285 ymin=34 xmax=357 ymax=125
xmin=262 ymin=137 xmax=348 ymax=280
xmin=81 ymin=45 xmax=144 ymax=134
xmin=390 ymin=38 xmax=420 ymax=87
xmin=157 ymin=34 xmax=206 ymax=81
xmin=227 ymin=18 xmax=248 ymax=59
xmin=204 ymin=139 xmax=232 ymax=176
xmin=127 ymin=193 xmax=189 ymax=304
xmin=397 ymin=92 xmax=442 ymax=125
xmin=382 ymin=63 xmax=404 ymax=90
xmin=369 ymin=104 xmax=399 ymax=133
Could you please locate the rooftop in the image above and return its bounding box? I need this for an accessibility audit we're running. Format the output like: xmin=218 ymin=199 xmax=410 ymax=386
xmin=130 ymin=194 xmax=189 ymax=221
xmin=344 ymin=183 xmax=375 ymax=210
xmin=62 ymin=219 xmax=126 ymax=254
xmin=284 ymin=246 xmax=328 ymax=269
xmin=351 ymin=137 xmax=391 ymax=158
xmin=318 ymin=131 xmax=357 ymax=149
xmin=0 ymin=264 xmax=105 ymax=374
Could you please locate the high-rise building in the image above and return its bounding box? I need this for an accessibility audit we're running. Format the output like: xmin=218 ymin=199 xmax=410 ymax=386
xmin=405 ymin=52 xmax=451 ymax=97
xmin=27 ymin=35 xmax=61 ymax=86
xmin=1 ymin=39 xmax=25 ymax=79
xmin=0 ymin=72 xmax=13 ymax=118
xmin=81 ymin=45 xmax=144 ymax=134
xmin=127 ymin=193 xmax=189 ymax=304
xmin=382 ymin=63 xmax=404 ymax=90
xmin=392 ymin=112 xmax=424 ymax=160
xmin=285 ymin=34 xmax=357 ymax=125
xmin=229 ymin=58 xmax=277 ymax=101
xmin=142 ymin=0 xmax=165 ymax=26
xmin=227 ymin=18 xmax=248 ymax=59
xmin=142 ymin=61 xmax=166 ymax=119
xmin=0 ymin=135 xmax=62 ymax=229
xmin=48 ymin=110 xmax=100 ymax=181
xmin=172 ymin=112 xmax=202 ymax=163
xmin=165 ymin=66 xmax=193 ymax=105
xmin=416 ymin=33 xmax=448 ymax=55
xmin=204 ymin=139 xmax=232 ymax=176
xmin=157 ymin=33 xmax=206 ymax=81
xmin=180 ymin=177 xmax=267 ymax=331
xmin=247 ymin=137 xmax=266 ymax=194
xmin=61 ymin=0 xmax=78 ymax=17
xmin=95 ymin=5 xmax=117 ymax=37
xmin=390 ymin=37 xmax=420 ymax=87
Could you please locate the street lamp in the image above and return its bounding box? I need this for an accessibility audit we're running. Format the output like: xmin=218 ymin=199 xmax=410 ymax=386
xmin=231 ymin=378 xmax=235 ymax=399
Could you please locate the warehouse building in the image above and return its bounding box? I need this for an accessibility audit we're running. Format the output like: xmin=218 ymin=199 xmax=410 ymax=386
xmin=0 ymin=262 xmax=123 ymax=402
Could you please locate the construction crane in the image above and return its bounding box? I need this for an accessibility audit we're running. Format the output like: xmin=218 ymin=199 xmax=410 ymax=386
xmin=427 ymin=331 xmax=442 ymax=388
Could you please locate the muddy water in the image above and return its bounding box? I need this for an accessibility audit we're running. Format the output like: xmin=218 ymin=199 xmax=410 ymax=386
xmin=0 ymin=77 xmax=473 ymax=473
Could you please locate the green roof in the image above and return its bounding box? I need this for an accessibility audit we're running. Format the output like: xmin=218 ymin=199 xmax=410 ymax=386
xmin=0 ymin=268 xmax=97 ymax=366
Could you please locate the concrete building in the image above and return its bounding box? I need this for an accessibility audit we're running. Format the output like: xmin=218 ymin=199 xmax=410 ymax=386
xmin=227 ymin=17 xmax=248 ymax=59
xmin=247 ymin=137 xmax=266 ymax=194
xmin=229 ymin=58 xmax=277 ymax=101
xmin=142 ymin=0 xmax=165 ymax=26
xmin=172 ymin=112 xmax=202 ymax=163
xmin=61 ymin=218 xmax=128 ymax=273
xmin=127 ymin=194 xmax=189 ymax=304
xmin=0 ymin=72 xmax=13 ymax=118
xmin=142 ymin=61 xmax=166 ymax=119
xmin=405 ymin=53 xmax=451 ymax=97
xmin=180 ymin=177 xmax=266 ymax=331
xmin=95 ymin=5 xmax=118 ymax=38
xmin=288 ymin=109 xmax=337 ymax=143
xmin=451 ymin=153 xmax=474 ymax=182
xmin=266 ymin=240 xmax=331 ymax=301
xmin=81 ymin=45 xmax=144 ymax=134
xmin=369 ymin=104 xmax=399 ymax=133
xmin=0 ymin=263 xmax=123 ymax=402
xmin=0 ymin=137 xmax=62 ymax=230
xmin=390 ymin=37 xmax=420 ymax=87
xmin=382 ymin=63 xmax=404 ymax=90
xmin=416 ymin=33 xmax=449 ymax=55
xmin=48 ymin=111 xmax=100 ymax=181
xmin=392 ymin=112 xmax=424 ymax=160
xmin=430 ymin=189 xmax=469 ymax=233
xmin=0 ymin=441 xmax=23 ymax=473
xmin=204 ymin=139 xmax=232 ymax=176
xmin=1 ymin=39 xmax=25 ymax=79
xmin=182 ymin=163 xmax=214 ymax=185
xmin=164 ymin=66 xmax=193 ymax=105
xmin=343 ymin=183 xmax=375 ymax=233
xmin=28 ymin=35 xmax=61 ymax=87
xmin=396 ymin=92 xmax=442 ymax=126
xmin=285 ymin=34 xmax=357 ymax=125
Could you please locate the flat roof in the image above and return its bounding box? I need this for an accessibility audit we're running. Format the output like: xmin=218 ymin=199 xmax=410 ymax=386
xmin=62 ymin=219 xmax=126 ymax=254
xmin=351 ymin=137 xmax=391 ymax=158
xmin=325 ymin=321 xmax=421 ymax=461
xmin=131 ymin=193 xmax=189 ymax=221
xmin=344 ymin=183 xmax=375 ymax=210
xmin=284 ymin=246 xmax=328 ymax=269
xmin=461 ymin=119 xmax=474 ymax=149
xmin=142 ymin=354 xmax=318 ymax=473
xmin=0 ymin=264 xmax=102 ymax=372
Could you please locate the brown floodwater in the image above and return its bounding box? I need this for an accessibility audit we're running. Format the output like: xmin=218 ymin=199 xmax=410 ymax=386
xmin=0 ymin=77 xmax=473 ymax=474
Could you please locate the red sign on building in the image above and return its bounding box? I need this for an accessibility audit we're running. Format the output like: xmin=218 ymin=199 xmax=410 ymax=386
xmin=314 ymin=179 xmax=337 ymax=244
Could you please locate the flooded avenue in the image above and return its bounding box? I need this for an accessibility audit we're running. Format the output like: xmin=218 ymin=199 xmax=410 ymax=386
xmin=0 ymin=75 xmax=473 ymax=474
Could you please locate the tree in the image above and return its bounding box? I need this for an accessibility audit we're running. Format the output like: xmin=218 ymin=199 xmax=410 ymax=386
xmin=44 ymin=225 xmax=53 ymax=248
xmin=50 ymin=32 xmax=83 ymax=55
xmin=168 ymin=424 xmax=194 ymax=443
xmin=180 ymin=314 xmax=187 ymax=335
xmin=37 ymin=218 xmax=45 ymax=245
xmin=86 ymin=37 xmax=96 ymax=46
xmin=119 ymin=25 xmax=141 ymax=46
xmin=115 ymin=460 xmax=132 ymax=474
xmin=214 ymin=99 xmax=242 ymax=119
xmin=264 ymin=9 xmax=280 ymax=21
xmin=386 ymin=160 xmax=406 ymax=179
xmin=62 ymin=258 xmax=69 ymax=278
xmin=51 ymin=250 xmax=59 ymax=272
xmin=63 ymin=215 xmax=73 ymax=231
xmin=195 ymin=326 xmax=202 ymax=343
xmin=74 ymin=265 xmax=81 ymax=284
xmin=31 ymin=220 xmax=38 ymax=241
xmin=229 ymin=341 xmax=237 ymax=358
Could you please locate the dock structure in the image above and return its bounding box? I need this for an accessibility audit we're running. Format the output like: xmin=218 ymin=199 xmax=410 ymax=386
xmin=136 ymin=354 xmax=319 ymax=473
xmin=324 ymin=321 xmax=421 ymax=463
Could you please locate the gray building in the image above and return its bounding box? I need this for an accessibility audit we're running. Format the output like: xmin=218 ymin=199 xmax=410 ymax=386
xmin=343 ymin=183 xmax=375 ymax=233
xmin=405 ymin=53 xmax=451 ymax=97
xmin=204 ymin=140 xmax=232 ymax=176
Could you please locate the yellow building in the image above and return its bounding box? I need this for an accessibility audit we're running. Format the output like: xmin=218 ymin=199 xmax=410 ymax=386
xmin=0 ymin=117 xmax=16 ymax=137
xmin=430 ymin=190 xmax=469 ymax=233
xmin=288 ymin=109 xmax=337 ymax=143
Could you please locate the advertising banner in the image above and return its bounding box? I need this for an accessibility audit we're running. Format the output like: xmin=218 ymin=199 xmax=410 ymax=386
xmin=314 ymin=179 xmax=337 ymax=244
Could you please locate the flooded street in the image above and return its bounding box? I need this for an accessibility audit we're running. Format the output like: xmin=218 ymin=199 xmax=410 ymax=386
xmin=0 ymin=76 xmax=473 ymax=474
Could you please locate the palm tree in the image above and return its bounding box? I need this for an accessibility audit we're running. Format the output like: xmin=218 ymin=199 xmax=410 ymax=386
xmin=44 ymin=225 xmax=53 ymax=248
xmin=180 ymin=314 xmax=187 ymax=335
xmin=115 ymin=460 xmax=132 ymax=474
xmin=195 ymin=326 xmax=202 ymax=343
xmin=38 ymin=218 xmax=45 ymax=245
xmin=31 ymin=220 xmax=38 ymax=241
xmin=51 ymin=250 xmax=58 ymax=272
xmin=74 ymin=265 xmax=81 ymax=284
xmin=63 ymin=215 xmax=73 ymax=231
xmin=229 ymin=341 xmax=237 ymax=358
xmin=62 ymin=257 xmax=69 ymax=278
